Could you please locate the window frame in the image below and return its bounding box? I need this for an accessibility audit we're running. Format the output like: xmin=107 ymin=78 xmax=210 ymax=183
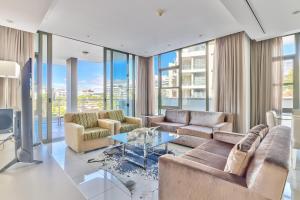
xmin=157 ymin=42 xmax=212 ymax=114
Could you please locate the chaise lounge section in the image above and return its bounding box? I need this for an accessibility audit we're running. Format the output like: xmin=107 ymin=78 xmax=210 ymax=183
xmin=159 ymin=125 xmax=291 ymax=200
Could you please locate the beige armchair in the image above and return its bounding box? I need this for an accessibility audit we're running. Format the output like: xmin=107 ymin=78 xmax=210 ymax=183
xmin=64 ymin=112 xmax=115 ymax=153
xmin=99 ymin=110 xmax=142 ymax=134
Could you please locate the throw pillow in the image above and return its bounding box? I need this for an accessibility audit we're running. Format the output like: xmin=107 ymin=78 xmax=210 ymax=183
xmin=248 ymin=124 xmax=269 ymax=140
xmin=224 ymin=133 xmax=260 ymax=176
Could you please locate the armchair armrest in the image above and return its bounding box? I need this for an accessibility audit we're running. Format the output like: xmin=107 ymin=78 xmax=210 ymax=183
xmin=159 ymin=155 xmax=267 ymax=200
xmin=98 ymin=119 xmax=115 ymax=134
xmin=124 ymin=116 xmax=142 ymax=127
xmin=147 ymin=115 xmax=165 ymax=125
xmin=97 ymin=119 xmax=121 ymax=134
xmin=213 ymin=131 xmax=245 ymax=145
xmin=64 ymin=122 xmax=84 ymax=151
xmin=213 ymin=122 xmax=233 ymax=132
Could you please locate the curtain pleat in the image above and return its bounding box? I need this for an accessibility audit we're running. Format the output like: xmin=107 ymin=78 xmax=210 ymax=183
xmin=136 ymin=57 xmax=148 ymax=116
xmin=250 ymin=37 xmax=283 ymax=126
xmin=0 ymin=25 xmax=34 ymax=109
xmin=213 ymin=32 xmax=245 ymax=132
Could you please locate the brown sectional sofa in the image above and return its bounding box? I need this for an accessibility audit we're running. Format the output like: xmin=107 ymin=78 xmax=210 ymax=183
xmin=159 ymin=125 xmax=291 ymax=200
xmin=148 ymin=109 xmax=233 ymax=139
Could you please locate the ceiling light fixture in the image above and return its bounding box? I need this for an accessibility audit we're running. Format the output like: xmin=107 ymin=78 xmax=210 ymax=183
xmin=156 ymin=9 xmax=165 ymax=17
xmin=82 ymin=51 xmax=89 ymax=55
xmin=292 ymin=10 xmax=300 ymax=15
xmin=199 ymin=34 xmax=203 ymax=38
xmin=6 ymin=19 xmax=14 ymax=24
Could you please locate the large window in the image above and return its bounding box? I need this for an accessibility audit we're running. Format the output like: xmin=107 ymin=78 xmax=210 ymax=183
xmin=159 ymin=51 xmax=180 ymax=111
xmin=280 ymin=35 xmax=296 ymax=114
xmin=156 ymin=42 xmax=215 ymax=113
xmin=78 ymin=60 xmax=104 ymax=112
xmin=104 ymin=48 xmax=136 ymax=116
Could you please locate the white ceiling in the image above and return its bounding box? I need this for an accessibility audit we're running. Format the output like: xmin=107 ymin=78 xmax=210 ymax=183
xmin=0 ymin=0 xmax=53 ymax=32
xmin=52 ymin=35 xmax=103 ymax=65
xmin=1 ymin=0 xmax=300 ymax=56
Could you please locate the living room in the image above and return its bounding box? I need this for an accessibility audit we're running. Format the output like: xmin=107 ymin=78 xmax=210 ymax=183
xmin=0 ymin=0 xmax=299 ymax=200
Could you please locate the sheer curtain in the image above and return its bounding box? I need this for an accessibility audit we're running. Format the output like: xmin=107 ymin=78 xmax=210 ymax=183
xmin=0 ymin=25 xmax=34 ymax=109
xmin=213 ymin=32 xmax=245 ymax=132
xmin=250 ymin=37 xmax=283 ymax=126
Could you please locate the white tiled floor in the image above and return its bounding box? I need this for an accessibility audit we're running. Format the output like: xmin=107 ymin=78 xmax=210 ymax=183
xmin=1 ymin=135 xmax=300 ymax=200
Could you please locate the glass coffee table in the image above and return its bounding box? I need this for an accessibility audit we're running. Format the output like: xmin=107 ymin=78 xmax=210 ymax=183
xmin=110 ymin=130 xmax=180 ymax=169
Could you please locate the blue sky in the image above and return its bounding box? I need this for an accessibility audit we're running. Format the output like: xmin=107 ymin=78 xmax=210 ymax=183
xmin=41 ymin=59 xmax=128 ymax=90
xmin=40 ymin=37 xmax=295 ymax=90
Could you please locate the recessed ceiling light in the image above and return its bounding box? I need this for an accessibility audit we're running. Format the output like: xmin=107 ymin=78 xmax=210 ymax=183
xmin=86 ymin=35 xmax=90 ymax=38
xmin=167 ymin=44 xmax=171 ymax=47
xmin=120 ymin=44 xmax=124 ymax=47
xmin=82 ymin=51 xmax=89 ymax=55
xmin=6 ymin=19 xmax=14 ymax=23
xmin=292 ymin=10 xmax=300 ymax=15
xmin=199 ymin=34 xmax=203 ymax=38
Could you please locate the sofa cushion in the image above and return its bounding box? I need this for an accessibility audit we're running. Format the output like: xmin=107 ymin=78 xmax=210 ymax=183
xmin=182 ymin=148 xmax=228 ymax=170
xmin=72 ymin=113 xmax=98 ymax=129
xmin=83 ymin=127 xmax=111 ymax=141
xmin=197 ymin=140 xmax=234 ymax=158
xmin=152 ymin=122 xmax=186 ymax=133
xmin=120 ymin=123 xmax=140 ymax=133
xmin=189 ymin=111 xmax=225 ymax=127
xmin=107 ymin=110 xmax=125 ymax=122
xmin=248 ymin=124 xmax=269 ymax=140
xmin=177 ymin=125 xmax=213 ymax=139
xmin=224 ymin=133 xmax=260 ymax=176
xmin=165 ymin=109 xmax=190 ymax=125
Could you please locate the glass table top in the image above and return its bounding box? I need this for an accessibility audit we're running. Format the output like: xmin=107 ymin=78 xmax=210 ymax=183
xmin=110 ymin=130 xmax=180 ymax=148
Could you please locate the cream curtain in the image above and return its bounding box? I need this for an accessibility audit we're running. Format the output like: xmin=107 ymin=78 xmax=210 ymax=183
xmin=213 ymin=32 xmax=245 ymax=132
xmin=147 ymin=57 xmax=155 ymax=115
xmin=136 ymin=57 xmax=148 ymax=116
xmin=250 ymin=37 xmax=283 ymax=126
xmin=136 ymin=56 xmax=155 ymax=117
xmin=0 ymin=25 xmax=34 ymax=109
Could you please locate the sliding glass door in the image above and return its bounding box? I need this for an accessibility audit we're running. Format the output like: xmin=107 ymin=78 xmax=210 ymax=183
xmin=112 ymin=51 xmax=129 ymax=114
xmin=104 ymin=48 xmax=135 ymax=116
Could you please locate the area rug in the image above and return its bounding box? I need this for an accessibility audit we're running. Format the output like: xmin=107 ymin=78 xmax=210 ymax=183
xmin=89 ymin=145 xmax=173 ymax=179
xmin=86 ymin=143 xmax=190 ymax=199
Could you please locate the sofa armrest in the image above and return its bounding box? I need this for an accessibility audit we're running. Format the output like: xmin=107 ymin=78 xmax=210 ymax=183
xmin=125 ymin=116 xmax=142 ymax=127
xmin=98 ymin=119 xmax=115 ymax=134
xmin=213 ymin=131 xmax=245 ymax=145
xmin=159 ymin=155 xmax=267 ymax=200
xmin=64 ymin=122 xmax=84 ymax=151
xmin=147 ymin=115 xmax=165 ymax=125
xmin=213 ymin=122 xmax=233 ymax=132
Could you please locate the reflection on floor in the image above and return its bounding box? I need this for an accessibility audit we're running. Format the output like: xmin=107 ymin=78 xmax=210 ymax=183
xmin=49 ymin=141 xmax=190 ymax=200
xmin=49 ymin=140 xmax=300 ymax=200
xmin=1 ymin=135 xmax=300 ymax=200
xmin=33 ymin=117 xmax=65 ymax=142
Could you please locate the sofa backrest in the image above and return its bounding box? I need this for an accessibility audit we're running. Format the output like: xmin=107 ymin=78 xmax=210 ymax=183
xmin=245 ymin=125 xmax=291 ymax=200
xmin=189 ymin=111 xmax=225 ymax=127
xmin=165 ymin=109 xmax=190 ymax=125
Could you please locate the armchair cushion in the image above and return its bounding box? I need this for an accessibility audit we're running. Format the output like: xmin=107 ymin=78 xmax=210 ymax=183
xmin=72 ymin=113 xmax=98 ymax=128
xmin=107 ymin=110 xmax=125 ymax=122
xmin=83 ymin=127 xmax=111 ymax=141
xmin=125 ymin=116 xmax=142 ymax=126
xmin=120 ymin=123 xmax=140 ymax=133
